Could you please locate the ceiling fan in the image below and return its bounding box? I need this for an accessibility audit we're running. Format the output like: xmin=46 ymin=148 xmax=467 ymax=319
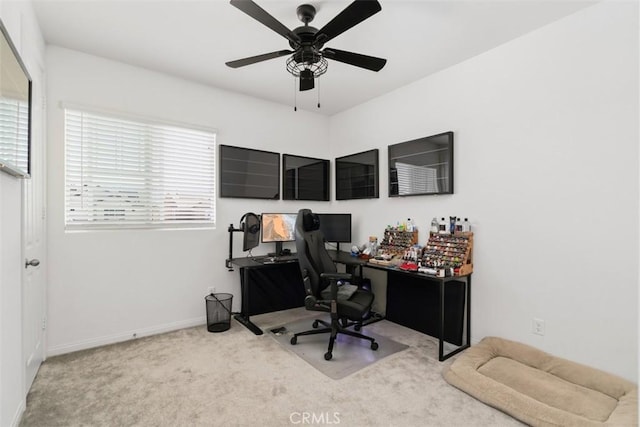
xmin=226 ymin=0 xmax=387 ymax=92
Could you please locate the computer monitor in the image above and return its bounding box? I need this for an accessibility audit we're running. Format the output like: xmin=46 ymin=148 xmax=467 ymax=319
xmin=316 ymin=213 xmax=352 ymax=243
xmin=261 ymin=213 xmax=297 ymax=256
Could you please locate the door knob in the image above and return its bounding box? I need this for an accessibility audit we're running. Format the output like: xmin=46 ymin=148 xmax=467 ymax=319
xmin=25 ymin=258 xmax=40 ymax=268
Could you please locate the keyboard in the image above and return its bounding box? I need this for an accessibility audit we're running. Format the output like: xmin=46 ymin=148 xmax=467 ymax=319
xmin=253 ymin=255 xmax=295 ymax=264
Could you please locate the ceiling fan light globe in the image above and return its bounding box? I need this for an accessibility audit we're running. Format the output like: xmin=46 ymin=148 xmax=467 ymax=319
xmin=286 ymin=55 xmax=328 ymax=78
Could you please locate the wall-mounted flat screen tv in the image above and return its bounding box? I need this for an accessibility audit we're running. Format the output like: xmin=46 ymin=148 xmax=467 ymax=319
xmin=335 ymin=149 xmax=379 ymax=200
xmin=219 ymin=145 xmax=280 ymax=199
xmin=388 ymin=131 xmax=453 ymax=197
xmin=283 ymin=154 xmax=330 ymax=201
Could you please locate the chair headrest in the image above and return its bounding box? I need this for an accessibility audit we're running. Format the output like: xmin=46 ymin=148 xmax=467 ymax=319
xmin=301 ymin=211 xmax=320 ymax=232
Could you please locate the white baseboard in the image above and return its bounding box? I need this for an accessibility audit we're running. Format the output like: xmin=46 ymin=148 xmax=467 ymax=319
xmin=46 ymin=316 xmax=206 ymax=357
xmin=11 ymin=399 xmax=25 ymax=427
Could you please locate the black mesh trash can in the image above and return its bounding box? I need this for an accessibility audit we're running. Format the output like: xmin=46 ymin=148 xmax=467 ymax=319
xmin=205 ymin=293 xmax=233 ymax=332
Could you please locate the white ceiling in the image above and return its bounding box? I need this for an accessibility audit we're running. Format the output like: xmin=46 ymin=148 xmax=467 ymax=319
xmin=32 ymin=0 xmax=596 ymax=115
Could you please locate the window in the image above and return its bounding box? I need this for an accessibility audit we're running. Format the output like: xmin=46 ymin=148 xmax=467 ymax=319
xmin=65 ymin=108 xmax=216 ymax=229
xmin=0 ymin=20 xmax=32 ymax=178
xmin=0 ymin=97 xmax=30 ymax=175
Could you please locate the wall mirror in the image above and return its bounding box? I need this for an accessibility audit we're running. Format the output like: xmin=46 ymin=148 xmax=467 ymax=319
xmin=219 ymin=145 xmax=280 ymax=199
xmin=0 ymin=19 xmax=32 ymax=178
xmin=283 ymin=154 xmax=329 ymax=201
xmin=388 ymin=131 xmax=453 ymax=197
xmin=335 ymin=149 xmax=379 ymax=200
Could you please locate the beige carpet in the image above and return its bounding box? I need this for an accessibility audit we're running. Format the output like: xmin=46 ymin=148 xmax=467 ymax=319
xmin=20 ymin=308 xmax=523 ymax=426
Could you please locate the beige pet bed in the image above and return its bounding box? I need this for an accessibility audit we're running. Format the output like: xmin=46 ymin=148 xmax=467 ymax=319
xmin=443 ymin=337 xmax=637 ymax=426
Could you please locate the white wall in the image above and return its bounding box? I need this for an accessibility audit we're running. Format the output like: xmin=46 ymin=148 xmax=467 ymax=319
xmin=0 ymin=174 xmax=22 ymax=427
xmin=44 ymin=0 xmax=638 ymax=384
xmin=45 ymin=46 xmax=330 ymax=355
xmin=329 ymin=1 xmax=638 ymax=381
xmin=0 ymin=1 xmax=46 ymax=425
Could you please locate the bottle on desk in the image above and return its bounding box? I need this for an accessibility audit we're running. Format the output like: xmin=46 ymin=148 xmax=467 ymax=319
xmin=406 ymin=218 xmax=414 ymax=232
xmin=368 ymin=236 xmax=379 ymax=257
xmin=430 ymin=218 xmax=439 ymax=234
xmin=438 ymin=218 xmax=448 ymax=234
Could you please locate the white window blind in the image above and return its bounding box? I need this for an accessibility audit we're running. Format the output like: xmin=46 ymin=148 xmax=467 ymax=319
xmin=0 ymin=97 xmax=30 ymax=173
xmin=65 ymin=109 xmax=216 ymax=229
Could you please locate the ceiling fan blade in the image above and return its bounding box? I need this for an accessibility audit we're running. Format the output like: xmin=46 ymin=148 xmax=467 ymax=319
xmin=230 ymin=0 xmax=300 ymax=46
xmin=226 ymin=50 xmax=293 ymax=68
xmin=322 ymin=48 xmax=386 ymax=72
xmin=314 ymin=0 xmax=381 ymax=45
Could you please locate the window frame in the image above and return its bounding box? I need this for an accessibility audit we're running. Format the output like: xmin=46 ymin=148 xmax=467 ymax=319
xmin=64 ymin=106 xmax=217 ymax=231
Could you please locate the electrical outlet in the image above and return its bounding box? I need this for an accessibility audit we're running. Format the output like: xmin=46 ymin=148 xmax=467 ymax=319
xmin=532 ymin=318 xmax=545 ymax=336
xmin=208 ymin=286 xmax=215 ymax=295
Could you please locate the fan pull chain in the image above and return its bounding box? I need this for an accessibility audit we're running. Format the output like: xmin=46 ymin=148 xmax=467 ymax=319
xmin=317 ymin=77 xmax=321 ymax=109
xmin=293 ymin=77 xmax=297 ymax=112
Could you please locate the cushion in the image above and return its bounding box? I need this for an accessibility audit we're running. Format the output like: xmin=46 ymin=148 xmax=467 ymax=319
xmin=301 ymin=211 xmax=320 ymax=231
xmin=443 ymin=337 xmax=637 ymax=426
xmin=321 ymin=283 xmax=358 ymax=301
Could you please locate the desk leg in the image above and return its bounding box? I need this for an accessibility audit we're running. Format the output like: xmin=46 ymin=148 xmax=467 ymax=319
xmin=439 ymin=280 xmax=445 ymax=361
xmin=466 ymin=275 xmax=471 ymax=348
xmin=233 ymin=267 xmax=263 ymax=336
xmin=439 ymin=276 xmax=471 ymax=361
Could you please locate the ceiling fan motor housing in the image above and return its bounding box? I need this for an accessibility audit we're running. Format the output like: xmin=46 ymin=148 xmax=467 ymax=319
xmin=289 ymin=26 xmax=321 ymax=50
xmin=296 ymin=4 xmax=316 ymax=25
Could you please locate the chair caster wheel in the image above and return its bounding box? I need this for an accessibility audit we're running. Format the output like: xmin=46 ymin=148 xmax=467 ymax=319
xmin=354 ymin=324 xmax=361 ymax=331
xmin=324 ymin=352 xmax=333 ymax=361
xmin=290 ymin=336 xmax=297 ymax=345
xmin=312 ymin=320 xmax=320 ymax=328
xmin=371 ymin=342 xmax=379 ymax=351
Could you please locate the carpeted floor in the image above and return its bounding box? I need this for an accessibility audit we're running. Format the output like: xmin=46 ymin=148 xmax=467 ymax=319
xmin=20 ymin=308 xmax=523 ymax=426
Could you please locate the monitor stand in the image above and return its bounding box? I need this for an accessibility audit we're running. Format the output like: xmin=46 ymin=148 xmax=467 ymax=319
xmin=267 ymin=241 xmax=284 ymax=257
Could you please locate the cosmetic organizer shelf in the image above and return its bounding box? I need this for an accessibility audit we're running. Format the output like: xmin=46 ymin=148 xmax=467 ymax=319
xmin=378 ymin=229 xmax=419 ymax=257
xmin=422 ymin=232 xmax=473 ymax=276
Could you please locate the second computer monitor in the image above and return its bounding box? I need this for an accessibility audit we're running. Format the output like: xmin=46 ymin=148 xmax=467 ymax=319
xmin=317 ymin=213 xmax=352 ymax=243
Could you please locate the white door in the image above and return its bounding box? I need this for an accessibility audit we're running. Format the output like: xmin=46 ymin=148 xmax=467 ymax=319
xmin=23 ymin=66 xmax=46 ymax=392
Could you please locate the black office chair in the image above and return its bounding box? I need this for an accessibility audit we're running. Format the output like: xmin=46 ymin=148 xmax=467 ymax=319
xmin=290 ymin=208 xmax=378 ymax=360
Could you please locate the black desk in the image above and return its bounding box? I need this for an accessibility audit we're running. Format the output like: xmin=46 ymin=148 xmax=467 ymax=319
xmin=228 ymin=255 xmax=305 ymax=335
xmin=328 ymin=251 xmax=471 ymax=361
xmin=229 ymin=252 xmax=471 ymax=361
